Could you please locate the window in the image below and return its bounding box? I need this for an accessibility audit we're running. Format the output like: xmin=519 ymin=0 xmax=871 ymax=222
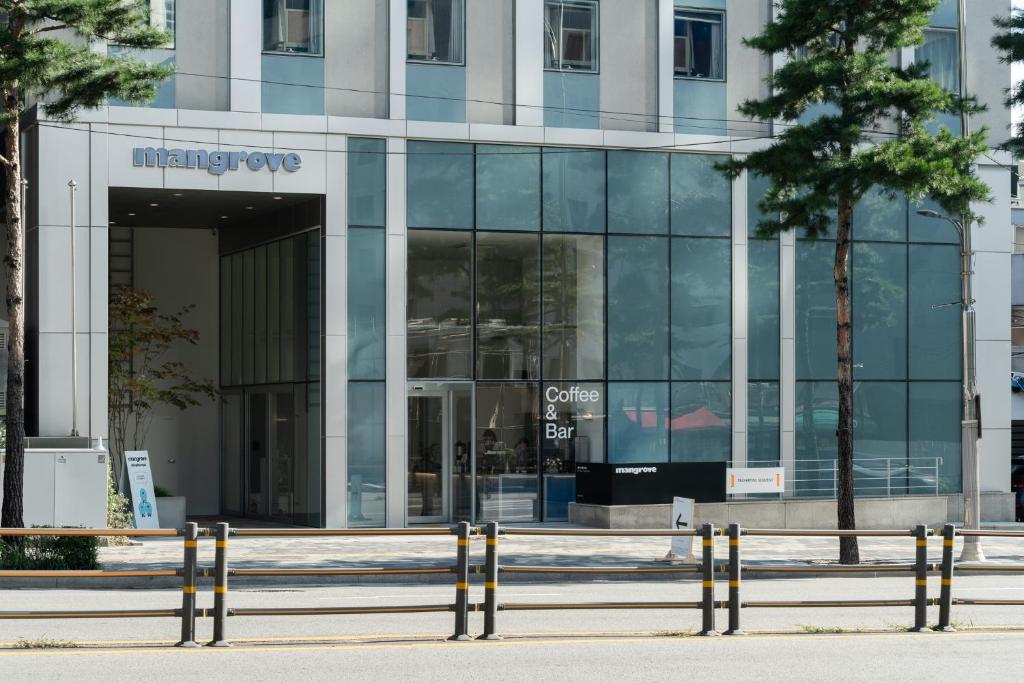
xmin=917 ymin=28 xmax=959 ymax=94
xmin=263 ymin=0 xmax=324 ymax=55
xmin=407 ymin=0 xmax=465 ymax=65
xmin=674 ymin=9 xmax=724 ymax=80
xmin=149 ymin=0 xmax=175 ymax=47
xmin=544 ymin=1 xmax=599 ymax=72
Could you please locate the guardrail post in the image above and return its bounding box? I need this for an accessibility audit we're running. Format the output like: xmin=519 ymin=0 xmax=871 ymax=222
xmin=450 ymin=521 xmax=472 ymax=641
xmin=724 ymin=523 xmax=743 ymax=636
xmin=208 ymin=522 xmax=231 ymax=647
xmin=477 ymin=522 xmax=501 ymax=640
xmin=937 ymin=523 xmax=956 ymax=631
xmin=176 ymin=522 xmax=199 ymax=648
xmin=912 ymin=524 xmax=929 ymax=632
xmin=698 ymin=523 xmax=718 ymax=637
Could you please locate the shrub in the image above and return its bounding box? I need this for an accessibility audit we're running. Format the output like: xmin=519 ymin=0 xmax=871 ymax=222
xmin=0 ymin=530 xmax=99 ymax=570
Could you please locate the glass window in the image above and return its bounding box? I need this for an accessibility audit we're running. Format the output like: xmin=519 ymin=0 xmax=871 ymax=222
xmin=909 ymin=382 xmax=961 ymax=494
xmin=747 ymin=172 xmax=774 ymax=238
xmin=476 ymin=384 xmax=540 ymax=522
xmin=348 ymin=138 xmax=386 ymax=227
xmin=748 ymin=381 xmax=780 ymax=466
xmin=748 ymin=239 xmax=780 ymax=380
xmin=917 ymin=28 xmax=959 ymax=94
xmin=243 ymin=250 xmax=255 ymax=385
xmin=608 ymin=236 xmax=670 ymax=380
xmin=348 ymin=382 xmax=386 ymax=527
xmin=407 ymin=0 xmax=465 ymax=65
xmin=542 ymin=234 xmax=605 ymax=380
xmin=852 ymin=243 xmax=907 ymax=380
xmin=220 ymin=257 xmax=232 ymax=386
xmin=853 ymin=382 xmax=907 ymax=495
xmin=795 ymin=239 xmax=837 ymax=380
xmin=407 ymin=230 xmax=473 ymax=378
xmin=854 ymin=187 xmax=906 ymax=242
xmin=306 ymin=233 xmax=320 ymax=382
xmin=670 ymin=154 xmax=731 ymax=236
xmin=267 ymin=241 xmax=281 ymax=383
xmin=476 ymin=233 xmax=541 ymax=380
xmin=255 ymin=246 xmax=268 ymax=384
xmin=542 ymin=382 xmax=605 ymax=519
xmin=477 ymin=146 xmax=541 ymax=231
xmin=909 ymin=197 xmax=959 ymax=243
xmin=407 ymin=141 xmax=474 ymax=229
xmin=148 ymin=0 xmax=175 ymax=48
xmin=608 ymin=382 xmax=669 ymax=463
xmin=608 ymin=151 xmax=669 ymax=234
xmin=794 ymin=381 xmax=837 ymax=497
xmin=544 ymin=0 xmax=599 ymax=72
xmin=909 ymin=244 xmax=961 ymax=380
xmin=263 ymin=0 xmax=324 ymax=55
xmin=670 ymin=382 xmax=731 ymax=463
xmin=349 ymin=228 xmax=387 ymax=380
xmin=674 ymin=9 xmax=725 ymax=80
xmin=542 ymin=148 xmax=605 ymax=232
xmin=671 ymin=238 xmax=731 ymax=381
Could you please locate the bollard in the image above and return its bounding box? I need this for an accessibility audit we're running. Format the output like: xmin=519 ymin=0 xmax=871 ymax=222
xmin=937 ymin=523 xmax=956 ymax=631
xmin=911 ymin=525 xmax=930 ymax=632
xmin=477 ymin=522 xmax=501 ymax=640
xmin=723 ymin=523 xmax=743 ymax=636
xmin=698 ymin=523 xmax=718 ymax=636
xmin=449 ymin=521 xmax=472 ymax=641
xmin=208 ymin=522 xmax=231 ymax=647
xmin=176 ymin=522 xmax=200 ymax=648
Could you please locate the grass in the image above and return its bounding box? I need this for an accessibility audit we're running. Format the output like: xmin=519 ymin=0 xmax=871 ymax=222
xmin=14 ymin=638 xmax=79 ymax=649
xmin=798 ymin=625 xmax=851 ymax=634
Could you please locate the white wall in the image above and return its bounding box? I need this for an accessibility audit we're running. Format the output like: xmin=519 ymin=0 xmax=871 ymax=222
xmin=132 ymin=227 xmax=220 ymax=514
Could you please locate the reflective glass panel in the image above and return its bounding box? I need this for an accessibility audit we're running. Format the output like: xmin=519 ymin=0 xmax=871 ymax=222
xmin=476 ymin=384 xmax=540 ymax=522
xmin=909 ymin=382 xmax=961 ymax=494
xmin=795 ymin=239 xmax=837 ymax=380
xmin=262 ymin=0 xmax=324 ymax=55
xmin=794 ymin=381 xmax=838 ymax=497
xmin=607 ymin=382 xmax=669 ymax=463
xmin=854 ymin=187 xmax=906 ymax=242
xmin=853 ymin=382 xmax=907 ymax=495
xmin=909 ymin=245 xmax=961 ymax=380
xmin=909 ymin=197 xmax=960 ymax=243
xmin=541 ymin=382 xmax=605 ymax=518
xmin=476 ymin=232 xmax=541 ymax=380
xmin=407 ymin=141 xmax=474 ymax=229
xmin=348 ymin=228 xmax=386 ymax=380
xmin=670 ymin=153 xmax=731 ymax=236
xmin=608 ymin=151 xmax=669 ymax=234
xmin=477 ymin=145 xmax=541 ymax=230
xmin=669 ymin=382 xmax=731 ymax=463
xmin=748 ymin=239 xmax=780 ymax=379
xmin=407 ymin=0 xmax=465 ymax=64
xmin=671 ymin=238 xmax=731 ymax=380
xmin=748 ymin=381 xmax=780 ymax=467
xmin=544 ymin=0 xmax=599 ymax=72
xmin=542 ymin=234 xmax=605 ymax=380
xmin=542 ymin=148 xmax=606 ymax=232
xmin=407 ymin=230 xmax=473 ymax=378
xmin=608 ymin=236 xmax=669 ymax=380
xmin=348 ymin=138 xmax=386 ymax=227
xmin=853 ymin=242 xmax=907 ymax=380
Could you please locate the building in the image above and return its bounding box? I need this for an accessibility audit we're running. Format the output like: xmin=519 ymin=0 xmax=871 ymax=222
xmin=3 ymin=0 xmax=1015 ymax=528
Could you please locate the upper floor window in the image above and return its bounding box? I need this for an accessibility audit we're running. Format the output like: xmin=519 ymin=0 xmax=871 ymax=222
xmin=148 ymin=0 xmax=175 ymax=48
xmin=263 ymin=0 xmax=324 ymax=55
xmin=674 ymin=8 xmax=724 ymax=80
xmin=407 ymin=0 xmax=465 ymax=65
xmin=916 ymin=27 xmax=959 ymax=94
xmin=544 ymin=0 xmax=599 ymax=72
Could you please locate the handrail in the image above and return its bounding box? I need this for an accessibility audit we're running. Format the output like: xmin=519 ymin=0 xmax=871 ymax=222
xmin=500 ymin=528 xmax=699 ymax=537
xmin=0 ymin=528 xmax=182 ymax=537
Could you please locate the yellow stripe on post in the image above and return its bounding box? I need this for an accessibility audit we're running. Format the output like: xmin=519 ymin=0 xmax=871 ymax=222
xmin=216 ymin=541 xmax=228 ymax=549
xmin=182 ymin=586 xmax=196 ymax=594
xmin=944 ymin=540 xmax=954 ymax=547
xmin=702 ymin=580 xmax=714 ymax=588
xmin=486 ymin=539 xmax=497 ymax=546
xmin=729 ymin=539 xmax=739 ymax=546
xmin=916 ymin=540 xmax=927 ymax=547
xmin=214 ymin=586 xmax=227 ymax=594
xmin=484 ymin=581 xmax=497 ymax=590
xmin=729 ymin=580 xmax=740 ymax=588
xmin=703 ymin=539 xmax=713 ymax=547
xmin=915 ymin=579 xmax=928 ymax=586
xmin=457 ymin=539 xmax=469 ymax=547
xmin=941 ymin=578 xmax=952 ymax=586
xmin=184 ymin=541 xmax=198 ymax=548
xmin=456 ymin=582 xmax=469 ymax=590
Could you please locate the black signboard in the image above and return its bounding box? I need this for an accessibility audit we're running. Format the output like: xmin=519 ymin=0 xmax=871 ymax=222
xmin=575 ymin=462 xmax=727 ymax=505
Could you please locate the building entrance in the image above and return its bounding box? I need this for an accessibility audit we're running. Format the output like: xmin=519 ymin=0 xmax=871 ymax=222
xmin=407 ymin=383 xmax=472 ymax=524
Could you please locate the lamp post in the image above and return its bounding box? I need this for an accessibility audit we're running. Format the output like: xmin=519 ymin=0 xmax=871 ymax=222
xmin=916 ymin=208 xmax=984 ymax=562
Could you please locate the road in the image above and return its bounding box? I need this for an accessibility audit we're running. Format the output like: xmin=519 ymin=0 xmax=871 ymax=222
xmin=2 ymin=574 xmax=1024 ymax=679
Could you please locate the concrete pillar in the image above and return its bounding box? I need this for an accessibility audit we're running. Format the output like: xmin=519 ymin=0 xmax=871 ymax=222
xmin=657 ymin=0 xmax=675 ymax=133
xmin=515 ymin=0 xmax=544 ymax=127
xmin=388 ymin=0 xmax=407 ymax=120
xmin=385 ymin=137 xmax=407 ymax=527
xmin=779 ymin=230 xmax=796 ymax=495
xmin=732 ymin=170 xmax=748 ymax=469
xmin=229 ymin=0 xmax=261 ymax=112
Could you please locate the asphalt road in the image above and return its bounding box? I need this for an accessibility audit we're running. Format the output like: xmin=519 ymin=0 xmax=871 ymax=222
xmin=2 ymin=575 xmax=1023 ymax=680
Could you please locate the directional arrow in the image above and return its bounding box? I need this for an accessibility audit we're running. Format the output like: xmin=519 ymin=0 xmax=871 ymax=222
xmin=675 ymin=514 xmax=687 ymax=529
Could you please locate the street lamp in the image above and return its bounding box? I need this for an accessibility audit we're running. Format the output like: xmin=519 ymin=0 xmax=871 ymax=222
xmin=916 ymin=208 xmax=984 ymax=562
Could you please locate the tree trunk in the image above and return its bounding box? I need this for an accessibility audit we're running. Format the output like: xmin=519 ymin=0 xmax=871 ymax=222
xmin=835 ymin=199 xmax=859 ymax=564
xmin=1 ymin=103 xmax=25 ymax=530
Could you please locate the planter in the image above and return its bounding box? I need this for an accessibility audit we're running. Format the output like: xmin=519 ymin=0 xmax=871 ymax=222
xmin=156 ymin=496 xmax=187 ymax=530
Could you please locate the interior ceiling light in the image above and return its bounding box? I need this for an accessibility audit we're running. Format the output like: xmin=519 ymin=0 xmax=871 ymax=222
xmin=245 ymin=206 xmax=254 ymax=210
xmin=220 ymin=215 xmax=229 ymax=219
xmin=128 ymin=213 xmax=136 ymax=216
xmin=273 ymin=196 xmax=283 ymax=200
xmin=173 ymin=193 xmax=183 ymax=197
xmin=149 ymin=203 xmax=159 ymax=207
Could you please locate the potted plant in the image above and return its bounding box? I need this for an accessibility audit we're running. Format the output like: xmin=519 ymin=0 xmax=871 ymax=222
xmin=154 ymin=486 xmax=187 ymax=530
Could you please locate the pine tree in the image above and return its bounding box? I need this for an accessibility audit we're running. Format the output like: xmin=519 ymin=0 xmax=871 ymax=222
xmin=1 ymin=1 xmax=172 ymax=529
xmin=992 ymin=8 xmax=1024 ymax=154
xmin=719 ymin=0 xmax=989 ymax=563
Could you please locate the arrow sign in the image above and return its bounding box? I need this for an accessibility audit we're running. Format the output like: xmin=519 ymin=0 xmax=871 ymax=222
xmin=675 ymin=514 xmax=687 ymax=529
xmin=670 ymin=497 xmax=695 ymax=559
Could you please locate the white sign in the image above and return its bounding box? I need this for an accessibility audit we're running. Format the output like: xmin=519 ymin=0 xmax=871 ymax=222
xmin=543 ymin=385 xmax=602 ymax=442
xmin=670 ymin=496 xmax=695 ymax=559
xmin=726 ymin=467 xmax=785 ymax=494
xmin=125 ymin=450 xmax=160 ymax=529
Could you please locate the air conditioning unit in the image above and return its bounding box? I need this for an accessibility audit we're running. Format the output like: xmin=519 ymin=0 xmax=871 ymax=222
xmin=675 ymin=35 xmax=691 ymax=75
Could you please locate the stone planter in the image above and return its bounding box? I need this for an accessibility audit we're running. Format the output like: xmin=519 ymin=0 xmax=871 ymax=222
xmin=156 ymin=496 xmax=187 ymax=530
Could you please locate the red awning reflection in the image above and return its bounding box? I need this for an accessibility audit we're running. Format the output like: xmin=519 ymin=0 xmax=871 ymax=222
xmin=623 ymin=407 xmax=725 ymax=430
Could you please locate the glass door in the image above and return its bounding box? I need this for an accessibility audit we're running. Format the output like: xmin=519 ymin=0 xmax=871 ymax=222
xmin=246 ymin=392 xmax=269 ymax=517
xmin=408 ymin=393 xmax=448 ymax=523
xmin=221 ymin=392 xmax=244 ymax=516
xmin=269 ymin=389 xmax=296 ymax=521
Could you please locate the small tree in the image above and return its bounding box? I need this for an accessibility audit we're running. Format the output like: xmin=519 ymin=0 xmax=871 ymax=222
xmin=720 ymin=0 xmax=990 ymax=563
xmin=992 ymin=9 xmax=1024 ymax=153
xmin=1 ymin=2 xmax=173 ymax=529
xmin=108 ymin=286 xmax=215 ymax=485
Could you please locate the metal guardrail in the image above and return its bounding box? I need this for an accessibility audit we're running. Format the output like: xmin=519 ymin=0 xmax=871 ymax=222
xmin=3 ymin=521 xmax=1024 ymax=644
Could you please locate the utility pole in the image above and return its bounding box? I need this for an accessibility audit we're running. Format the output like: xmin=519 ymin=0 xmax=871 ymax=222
xmin=69 ymin=179 xmax=79 ymax=437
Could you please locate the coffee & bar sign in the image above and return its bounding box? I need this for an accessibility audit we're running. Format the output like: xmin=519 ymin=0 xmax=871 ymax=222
xmin=132 ymin=146 xmax=302 ymax=176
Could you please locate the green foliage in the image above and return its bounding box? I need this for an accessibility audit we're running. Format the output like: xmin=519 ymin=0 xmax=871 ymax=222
xmin=107 ymin=285 xmax=216 ymax=479
xmin=992 ymin=10 xmax=1024 ymax=154
xmin=0 ymin=529 xmax=99 ymax=570
xmin=105 ymin=456 xmax=133 ymax=542
xmin=153 ymin=485 xmax=171 ymax=498
xmin=0 ymin=0 xmax=174 ymax=124
xmin=718 ymin=0 xmax=990 ymax=237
